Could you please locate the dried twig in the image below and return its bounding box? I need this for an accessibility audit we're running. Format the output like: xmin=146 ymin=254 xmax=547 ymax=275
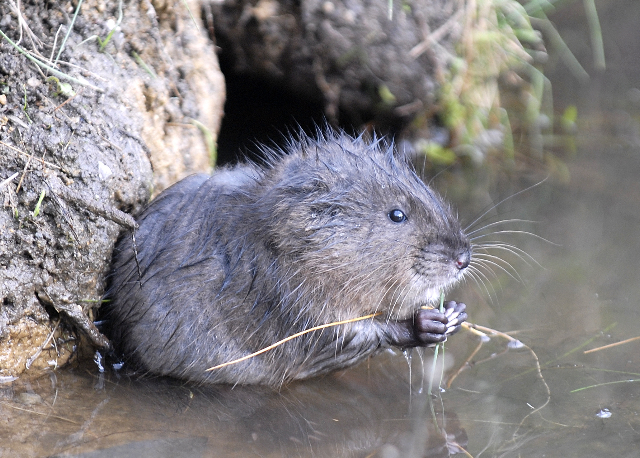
xmin=453 ymin=322 xmax=551 ymax=439
xmin=0 ymin=172 xmax=19 ymax=191
xmin=26 ymin=319 xmax=61 ymax=370
xmin=45 ymin=178 xmax=138 ymax=230
xmin=0 ymin=140 xmax=61 ymax=170
xmin=584 ymin=335 xmax=640 ymax=354
xmin=206 ymin=313 xmax=382 ymax=372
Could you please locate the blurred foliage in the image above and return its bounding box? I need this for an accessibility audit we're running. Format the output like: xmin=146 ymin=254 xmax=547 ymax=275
xmin=414 ymin=0 xmax=603 ymax=173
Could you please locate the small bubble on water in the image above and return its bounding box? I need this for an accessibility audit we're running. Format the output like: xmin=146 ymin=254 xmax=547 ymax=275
xmin=507 ymin=339 xmax=525 ymax=349
xmin=596 ymin=408 xmax=612 ymax=419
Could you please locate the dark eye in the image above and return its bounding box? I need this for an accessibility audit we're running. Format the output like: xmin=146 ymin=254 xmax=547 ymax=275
xmin=388 ymin=209 xmax=407 ymax=223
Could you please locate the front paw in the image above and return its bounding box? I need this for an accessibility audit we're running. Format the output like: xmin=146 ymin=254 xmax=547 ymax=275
xmin=415 ymin=301 xmax=467 ymax=345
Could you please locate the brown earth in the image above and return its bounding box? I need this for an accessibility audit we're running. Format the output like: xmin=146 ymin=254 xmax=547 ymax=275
xmin=0 ymin=0 xmax=224 ymax=378
xmin=209 ymin=0 xmax=460 ymax=127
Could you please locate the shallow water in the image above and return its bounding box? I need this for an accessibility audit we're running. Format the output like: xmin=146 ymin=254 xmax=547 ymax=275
xmin=4 ymin=3 xmax=640 ymax=457
xmin=4 ymin=111 xmax=640 ymax=458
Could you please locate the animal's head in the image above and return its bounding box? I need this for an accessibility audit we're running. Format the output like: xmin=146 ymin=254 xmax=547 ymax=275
xmin=260 ymin=130 xmax=470 ymax=318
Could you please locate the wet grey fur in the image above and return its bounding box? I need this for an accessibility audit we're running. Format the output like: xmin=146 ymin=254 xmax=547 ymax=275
xmin=107 ymin=129 xmax=470 ymax=386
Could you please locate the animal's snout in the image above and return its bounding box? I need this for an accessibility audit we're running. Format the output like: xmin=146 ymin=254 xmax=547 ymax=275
xmin=455 ymin=250 xmax=471 ymax=270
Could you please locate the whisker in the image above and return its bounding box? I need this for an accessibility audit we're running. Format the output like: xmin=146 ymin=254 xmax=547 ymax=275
xmin=469 ymin=259 xmax=500 ymax=284
xmin=474 ymin=242 xmax=542 ymax=268
xmin=377 ymin=279 xmax=400 ymax=318
xmin=466 ymin=266 xmax=497 ymax=303
xmin=471 ymin=254 xmax=522 ymax=283
xmin=466 ymin=219 xmax=538 ymax=237
xmin=387 ymin=275 xmax=416 ymax=322
xmin=464 ymin=178 xmax=548 ymax=233
xmin=471 ymin=230 xmax=558 ymax=246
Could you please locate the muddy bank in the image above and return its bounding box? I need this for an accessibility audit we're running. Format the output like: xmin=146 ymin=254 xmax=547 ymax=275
xmin=0 ymin=0 xmax=224 ymax=377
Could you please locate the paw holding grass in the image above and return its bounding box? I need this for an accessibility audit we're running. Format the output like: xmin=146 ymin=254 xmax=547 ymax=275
xmin=415 ymin=301 xmax=467 ymax=345
xmin=382 ymin=301 xmax=467 ymax=348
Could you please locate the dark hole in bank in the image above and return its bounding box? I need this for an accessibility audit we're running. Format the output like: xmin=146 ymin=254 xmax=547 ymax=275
xmin=214 ymin=68 xmax=327 ymax=166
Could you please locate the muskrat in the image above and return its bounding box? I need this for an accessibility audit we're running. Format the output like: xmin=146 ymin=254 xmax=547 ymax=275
xmin=106 ymin=128 xmax=471 ymax=386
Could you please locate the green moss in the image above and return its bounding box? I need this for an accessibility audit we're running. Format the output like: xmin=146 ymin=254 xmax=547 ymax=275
xmin=378 ymin=84 xmax=397 ymax=106
xmin=413 ymin=0 xmax=594 ymax=170
xmin=436 ymin=0 xmax=545 ymax=160
xmin=423 ymin=143 xmax=457 ymax=166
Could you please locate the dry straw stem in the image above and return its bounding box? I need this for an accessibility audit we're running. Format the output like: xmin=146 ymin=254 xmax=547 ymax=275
xmin=452 ymin=321 xmax=551 ymax=438
xmin=0 ymin=140 xmax=60 ymax=196
xmin=0 ymin=172 xmax=19 ymax=191
xmin=8 ymin=0 xmax=42 ymax=49
xmin=0 ymin=27 xmax=103 ymax=93
xmin=584 ymin=335 xmax=640 ymax=355
xmin=0 ymin=400 xmax=79 ymax=425
xmin=206 ymin=312 xmax=382 ymax=372
xmin=25 ymin=319 xmax=60 ymax=369
xmin=45 ymin=178 xmax=139 ymax=230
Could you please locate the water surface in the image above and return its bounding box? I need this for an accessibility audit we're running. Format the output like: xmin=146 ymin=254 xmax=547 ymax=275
xmin=3 ymin=2 xmax=640 ymax=457
xmin=3 ymin=102 xmax=639 ymax=457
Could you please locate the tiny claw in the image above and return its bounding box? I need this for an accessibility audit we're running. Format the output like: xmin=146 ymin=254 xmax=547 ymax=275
xmin=446 ymin=318 xmax=459 ymax=328
xmin=447 ymin=311 xmax=461 ymax=322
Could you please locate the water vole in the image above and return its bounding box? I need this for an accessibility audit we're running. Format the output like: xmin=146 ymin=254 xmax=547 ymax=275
xmin=106 ymin=129 xmax=470 ymax=386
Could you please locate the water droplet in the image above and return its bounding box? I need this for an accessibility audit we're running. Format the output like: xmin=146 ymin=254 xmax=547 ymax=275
xmin=415 ymin=347 xmax=426 ymax=394
xmin=403 ymin=348 xmax=413 ymax=391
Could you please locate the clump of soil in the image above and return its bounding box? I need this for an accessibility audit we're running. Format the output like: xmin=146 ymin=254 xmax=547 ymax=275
xmin=0 ymin=0 xmax=224 ymax=377
xmin=209 ymin=0 xmax=460 ymax=127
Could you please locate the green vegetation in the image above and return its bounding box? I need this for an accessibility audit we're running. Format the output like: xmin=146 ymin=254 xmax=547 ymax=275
xmin=0 ymin=28 xmax=103 ymax=93
xmin=424 ymin=0 xmax=547 ymax=165
xmin=132 ymin=51 xmax=157 ymax=78
xmin=21 ymin=83 xmax=31 ymax=123
xmin=47 ymin=76 xmax=75 ymax=98
xmin=32 ymin=189 xmax=46 ymax=217
xmin=191 ymin=119 xmax=218 ymax=167
xmin=427 ymin=290 xmax=447 ymax=396
xmin=97 ymin=0 xmax=123 ymax=51
xmin=419 ymin=0 xmax=604 ymax=167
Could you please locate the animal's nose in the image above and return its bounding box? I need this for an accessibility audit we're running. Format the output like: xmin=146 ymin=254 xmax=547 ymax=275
xmin=455 ymin=250 xmax=470 ymax=270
